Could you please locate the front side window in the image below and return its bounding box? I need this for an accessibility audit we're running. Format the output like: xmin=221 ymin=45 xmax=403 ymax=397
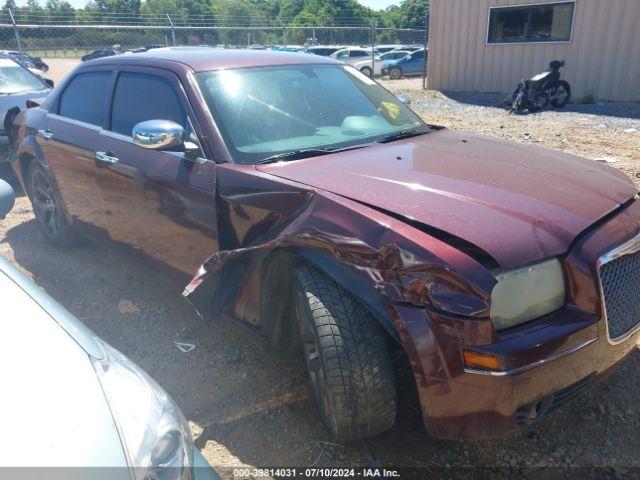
xmin=350 ymin=51 xmax=370 ymax=58
xmin=197 ymin=65 xmax=425 ymax=165
xmin=488 ymin=1 xmax=574 ymax=44
xmin=0 ymin=59 xmax=47 ymax=94
xmin=110 ymin=72 xmax=186 ymax=136
xmin=383 ymin=52 xmax=408 ymax=61
xmin=58 ymin=71 xmax=111 ymax=126
xmin=336 ymin=50 xmax=349 ymax=58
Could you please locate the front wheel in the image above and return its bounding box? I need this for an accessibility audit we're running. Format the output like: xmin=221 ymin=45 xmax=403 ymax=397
xmin=27 ymin=163 xmax=83 ymax=247
xmin=293 ymin=265 xmax=397 ymax=442
xmin=550 ymin=80 xmax=571 ymax=107
xmin=360 ymin=66 xmax=373 ymax=78
xmin=388 ymin=67 xmax=402 ymax=80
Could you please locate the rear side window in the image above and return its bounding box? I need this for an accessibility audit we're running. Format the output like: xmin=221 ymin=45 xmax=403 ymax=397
xmin=58 ymin=71 xmax=111 ymax=126
xmin=110 ymin=72 xmax=186 ymax=136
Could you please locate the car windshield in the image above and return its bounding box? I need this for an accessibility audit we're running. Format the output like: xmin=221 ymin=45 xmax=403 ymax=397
xmin=196 ymin=64 xmax=425 ymax=165
xmin=0 ymin=60 xmax=46 ymax=94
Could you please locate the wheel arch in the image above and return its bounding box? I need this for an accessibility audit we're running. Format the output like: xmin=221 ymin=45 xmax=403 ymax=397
xmin=17 ymin=152 xmax=36 ymax=190
xmin=259 ymin=246 xmax=401 ymax=354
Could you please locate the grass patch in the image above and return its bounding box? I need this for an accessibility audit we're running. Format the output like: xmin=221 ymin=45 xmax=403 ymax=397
xmin=579 ymin=94 xmax=596 ymax=105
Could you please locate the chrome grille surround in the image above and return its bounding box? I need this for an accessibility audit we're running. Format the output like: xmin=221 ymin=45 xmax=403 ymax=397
xmin=597 ymin=232 xmax=640 ymax=344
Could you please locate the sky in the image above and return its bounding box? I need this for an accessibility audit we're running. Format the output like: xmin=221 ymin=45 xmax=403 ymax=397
xmin=15 ymin=0 xmax=401 ymax=12
xmin=358 ymin=0 xmax=400 ymax=10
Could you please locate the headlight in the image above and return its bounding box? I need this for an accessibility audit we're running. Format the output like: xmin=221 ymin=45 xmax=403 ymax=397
xmin=490 ymin=259 xmax=565 ymax=331
xmin=92 ymin=340 xmax=193 ymax=480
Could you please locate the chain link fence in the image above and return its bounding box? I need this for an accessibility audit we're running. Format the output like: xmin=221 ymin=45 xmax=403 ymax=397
xmin=0 ymin=10 xmax=427 ymax=74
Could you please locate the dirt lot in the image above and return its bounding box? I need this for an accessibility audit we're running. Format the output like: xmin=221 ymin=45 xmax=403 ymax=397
xmin=2 ymin=61 xmax=640 ymax=478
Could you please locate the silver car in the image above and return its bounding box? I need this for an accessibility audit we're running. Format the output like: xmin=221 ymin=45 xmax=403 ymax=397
xmin=0 ymin=56 xmax=51 ymax=161
xmin=0 ymin=179 xmax=218 ymax=480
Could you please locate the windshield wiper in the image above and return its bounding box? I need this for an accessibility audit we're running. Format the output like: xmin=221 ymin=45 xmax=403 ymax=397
xmin=376 ymin=126 xmax=432 ymax=144
xmin=256 ymin=144 xmax=370 ymax=165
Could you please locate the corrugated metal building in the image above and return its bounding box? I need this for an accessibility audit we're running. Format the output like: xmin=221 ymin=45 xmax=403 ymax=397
xmin=427 ymin=0 xmax=640 ymax=101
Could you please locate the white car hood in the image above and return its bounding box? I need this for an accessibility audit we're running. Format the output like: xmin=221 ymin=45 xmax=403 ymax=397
xmin=0 ymin=270 xmax=129 ymax=471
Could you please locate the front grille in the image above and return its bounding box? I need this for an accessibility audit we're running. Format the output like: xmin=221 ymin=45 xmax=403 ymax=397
xmin=599 ymin=250 xmax=640 ymax=341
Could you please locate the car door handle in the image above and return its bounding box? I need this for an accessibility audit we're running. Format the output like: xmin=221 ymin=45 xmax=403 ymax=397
xmin=95 ymin=151 xmax=119 ymax=165
xmin=37 ymin=129 xmax=53 ymax=140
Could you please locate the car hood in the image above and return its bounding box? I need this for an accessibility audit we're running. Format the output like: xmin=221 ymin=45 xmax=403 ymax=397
xmin=257 ymin=129 xmax=638 ymax=269
xmin=0 ymin=266 xmax=128 ymax=470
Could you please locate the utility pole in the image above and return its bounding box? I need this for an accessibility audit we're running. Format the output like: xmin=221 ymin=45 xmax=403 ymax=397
xmin=9 ymin=9 xmax=22 ymax=52
xmin=166 ymin=14 xmax=176 ymax=46
xmin=422 ymin=11 xmax=429 ymax=89
xmin=278 ymin=17 xmax=286 ymax=47
xmin=369 ymin=18 xmax=375 ymax=78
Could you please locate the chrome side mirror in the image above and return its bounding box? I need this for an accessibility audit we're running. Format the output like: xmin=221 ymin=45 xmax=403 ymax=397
xmin=396 ymin=95 xmax=411 ymax=106
xmin=0 ymin=179 xmax=15 ymax=219
xmin=132 ymin=119 xmax=186 ymax=150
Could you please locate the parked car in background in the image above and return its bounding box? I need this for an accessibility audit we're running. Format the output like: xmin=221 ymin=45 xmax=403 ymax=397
xmin=0 ymin=50 xmax=49 ymax=72
xmin=382 ymin=48 xmax=427 ymax=79
xmin=304 ymin=45 xmax=345 ymax=56
xmin=10 ymin=48 xmax=640 ymax=444
xmin=81 ymin=49 xmax=118 ymax=61
xmin=126 ymin=45 xmax=166 ymax=54
xmin=353 ymin=50 xmax=411 ymax=77
xmin=330 ymin=46 xmax=378 ymax=65
xmin=0 ymin=179 xmax=218 ymax=479
xmin=0 ymin=50 xmax=53 ymax=84
xmin=371 ymin=44 xmax=402 ymax=54
xmin=0 ymin=55 xmax=51 ymax=161
xmin=272 ymin=45 xmax=305 ymax=52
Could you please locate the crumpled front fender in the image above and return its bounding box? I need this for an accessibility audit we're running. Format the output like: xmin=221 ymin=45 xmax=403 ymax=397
xmin=183 ymin=165 xmax=497 ymax=344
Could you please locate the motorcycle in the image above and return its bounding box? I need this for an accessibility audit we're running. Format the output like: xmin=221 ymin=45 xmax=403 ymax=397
xmin=511 ymin=60 xmax=571 ymax=113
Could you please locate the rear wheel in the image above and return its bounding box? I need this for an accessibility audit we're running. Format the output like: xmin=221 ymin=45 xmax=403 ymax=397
xmin=388 ymin=67 xmax=402 ymax=80
xmin=550 ymin=80 xmax=571 ymax=108
xmin=292 ymin=265 xmax=397 ymax=442
xmin=511 ymin=87 xmax=524 ymax=111
xmin=360 ymin=66 xmax=373 ymax=78
xmin=27 ymin=163 xmax=83 ymax=247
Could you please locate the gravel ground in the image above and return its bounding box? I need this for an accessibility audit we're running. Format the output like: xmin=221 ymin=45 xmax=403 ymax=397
xmin=2 ymin=62 xmax=640 ymax=478
xmin=380 ymin=78 xmax=640 ymax=188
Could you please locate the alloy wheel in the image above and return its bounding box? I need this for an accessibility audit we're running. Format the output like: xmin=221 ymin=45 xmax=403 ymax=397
xmin=294 ymin=291 xmax=334 ymax=427
xmin=30 ymin=169 xmax=60 ymax=239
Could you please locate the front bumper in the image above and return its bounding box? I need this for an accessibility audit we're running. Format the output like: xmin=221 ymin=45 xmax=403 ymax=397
xmin=391 ymin=197 xmax=640 ymax=440
xmin=193 ymin=448 xmax=221 ymax=480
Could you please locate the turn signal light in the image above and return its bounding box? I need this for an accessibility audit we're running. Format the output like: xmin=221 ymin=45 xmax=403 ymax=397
xmin=463 ymin=350 xmax=501 ymax=371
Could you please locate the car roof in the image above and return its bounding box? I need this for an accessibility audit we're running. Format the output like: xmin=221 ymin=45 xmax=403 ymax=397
xmin=92 ymin=46 xmax=339 ymax=72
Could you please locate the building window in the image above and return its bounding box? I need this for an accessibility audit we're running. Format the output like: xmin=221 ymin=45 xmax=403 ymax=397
xmin=488 ymin=1 xmax=575 ymax=44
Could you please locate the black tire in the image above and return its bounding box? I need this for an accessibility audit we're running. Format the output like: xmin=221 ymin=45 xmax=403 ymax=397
xmin=293 ymin=265 xmax=397 ymax=442
xmin=360 ymin=66 xmax=373 ymax=78
xmin=511 ymin=87 xmax=524 ymax=111
xmin=388 ymin=67 xmax=402 ymax=80
xmin=550 ymin=80 xmax=571 ymax=108
xmin=27 ymin=162 xmax=83 ymax=247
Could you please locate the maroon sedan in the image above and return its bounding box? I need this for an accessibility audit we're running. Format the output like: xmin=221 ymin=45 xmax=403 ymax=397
xmin=9 ymin=47 xmax=640 ymax=441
